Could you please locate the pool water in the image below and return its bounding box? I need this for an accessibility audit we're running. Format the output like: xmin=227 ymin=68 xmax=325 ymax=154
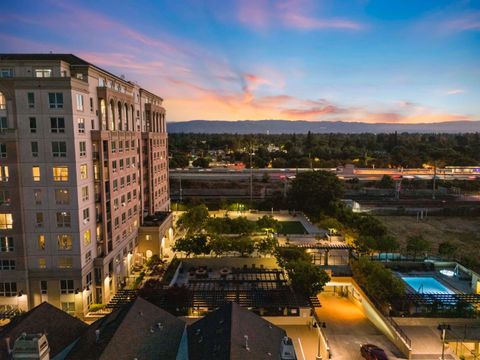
xmin=401 ymin=276 xmax=455 ymax=294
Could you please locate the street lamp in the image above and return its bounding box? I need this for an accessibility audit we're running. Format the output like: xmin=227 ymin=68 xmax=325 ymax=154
xmin=313 ymin=321 xmax=326 ymax=360
xmin=437 ymin=323 xmax=451 ymax=360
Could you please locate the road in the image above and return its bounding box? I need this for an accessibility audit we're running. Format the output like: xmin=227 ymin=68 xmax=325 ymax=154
xmin=316 ymin=292 xmax=406 ymax=360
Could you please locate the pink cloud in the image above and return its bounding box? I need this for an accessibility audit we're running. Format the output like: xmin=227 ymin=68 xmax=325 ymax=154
xmin=443 ymin=12 xmax=480 ymax=32
xmin=446 ymin=89 xmax=465 ymax=95
xmin=281 ymin=13 xmax=364 ymax=31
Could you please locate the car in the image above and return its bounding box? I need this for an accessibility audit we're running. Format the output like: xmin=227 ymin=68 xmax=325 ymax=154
xmin=360 ymin=344 xmax=389 ymax=360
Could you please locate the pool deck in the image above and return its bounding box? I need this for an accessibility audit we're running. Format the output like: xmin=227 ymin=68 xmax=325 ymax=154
xmin=398 ymin=271 xmax=472 ymax=294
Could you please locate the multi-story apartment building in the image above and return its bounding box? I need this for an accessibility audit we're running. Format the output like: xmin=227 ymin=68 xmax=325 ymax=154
xmin=0 ymin=54 xmax=170 ymax=318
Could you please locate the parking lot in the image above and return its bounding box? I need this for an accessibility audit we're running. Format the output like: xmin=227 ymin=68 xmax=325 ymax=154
xmin=316 ymin=292 xmax=406 ymax=360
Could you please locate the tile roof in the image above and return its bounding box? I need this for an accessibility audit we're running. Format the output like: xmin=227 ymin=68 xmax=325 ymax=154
xmin=66 ymin=297 xmax=186 ymax=360
xmin=187 ymin=302 xmax=287 ymax=360
xmin=0 ymin=302 xmax=87 ymax=359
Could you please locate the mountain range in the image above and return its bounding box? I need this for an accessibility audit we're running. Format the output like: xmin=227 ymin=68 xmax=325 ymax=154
xmin=167 ymin=120 xmax=480 ymax=134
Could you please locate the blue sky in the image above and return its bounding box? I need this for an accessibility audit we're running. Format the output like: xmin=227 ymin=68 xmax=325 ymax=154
xmin=1 ymin=0 xmax=479 ymax=122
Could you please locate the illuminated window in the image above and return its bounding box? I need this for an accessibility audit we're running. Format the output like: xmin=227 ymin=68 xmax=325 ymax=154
xmin=83 ymin=230 xmax=91 ymax=246
xmin=32 ymin=166 xmax=41 ymax=181
xmin=0 ymin=166 xmax=9 ymax=182
xmin=0 ymin=93 xmax=5 ymax=110
xmin=35 ymin=69 xmax=52 ymax=78
xmin=38 ymin=258 xmax=46 ymax=269
xmin=57 ymin=234 xmax=72 ymax=250
xmin=53 ymin=166 xmax=68 ymax=181
xmin=0 ymin=237 xmax=14 ymax=252
xmin=80 ymin=164 xmax=88 ymax=180
xmin=52 ymin=141 xmax=67 ymax=157
xmin=61 ymin=301 xmax=75 ymax=315
xmin=55 ymin=189 xmax=70 ymax=204
xmin=38 ymin=235 xmax=45 ymax=250
xmin=145 ymin=235 xmax=151 ymax=241
xmin=58 ymin=257 xmax=73 ymax=269
xmin=0 ymin=213 xmax=13 ymax=229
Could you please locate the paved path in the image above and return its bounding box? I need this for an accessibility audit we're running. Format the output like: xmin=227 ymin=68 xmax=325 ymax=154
xmin=316 ymin=293 xmax=406 ymax=360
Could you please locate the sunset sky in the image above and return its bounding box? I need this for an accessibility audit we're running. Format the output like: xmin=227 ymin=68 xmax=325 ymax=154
xmin=1 ymin=0 xmax=479 ymax=123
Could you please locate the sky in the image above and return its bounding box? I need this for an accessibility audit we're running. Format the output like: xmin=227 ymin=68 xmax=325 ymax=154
xmin=1 ymin=0 xmax=479 ymax=123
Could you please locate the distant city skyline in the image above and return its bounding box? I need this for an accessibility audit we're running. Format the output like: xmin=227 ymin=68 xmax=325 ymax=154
xmin=1 ymin=0 xmax=479 ymax=123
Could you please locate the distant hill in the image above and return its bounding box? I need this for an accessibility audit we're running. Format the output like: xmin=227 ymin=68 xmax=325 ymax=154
xmin=167 ymin=120 xmax=480 ymax=134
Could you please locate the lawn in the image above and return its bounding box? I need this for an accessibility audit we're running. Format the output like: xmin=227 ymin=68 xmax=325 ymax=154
xmin=278 ymin=221 xmax=307 ymax=235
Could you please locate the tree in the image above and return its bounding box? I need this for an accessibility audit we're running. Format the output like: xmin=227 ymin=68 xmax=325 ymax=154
xmin=255 ymin=236 xmax=278 ymax=256
xmin=177 ymin=205 xmax=209 ymax=235
xmin=375 ymin=235 xmax=400 ymax=254
xmin=438 ymin=241 xmax=458 ymax=259
xmin=378 ymin=175 xmax=395 ymax=189
xmin=169 ymin=153 xmax=189 ymax=168
xmin=354 ymin=235 xmax=377 ymax=255
xmin=192 ymin=157 xmax=210 ymax=168
xmin=275 ymin=247 xmax=312 ymax=268
xmin=351 ymin=258 xmax=405 ymax=305
xmin=172 ymin=234 xmax=210 ymax=257
xmin=287 ymin=260 xmax=330 ymax=296
xmin=256 ymin=215 xmax=280 ymax=233
xmin=209 ymin=235 xmax=232 ymax=256
xmin=287 ymin=171 xmax=344 ymax=220
xmin=406 ymin=235 xmax=431 ymax=259
xmin=230 ymin=217 xmax=256 ymax=235
xmin=231 ymin=235 xmax=255 ymax=257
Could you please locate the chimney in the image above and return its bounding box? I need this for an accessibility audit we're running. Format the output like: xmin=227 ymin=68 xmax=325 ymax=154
xmin=95 ymin=329 xmax=101 ymax=343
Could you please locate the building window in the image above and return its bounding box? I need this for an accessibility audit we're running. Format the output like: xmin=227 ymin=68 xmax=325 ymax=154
xmin=31 ymin=142 xmax=39 ymax=157
xmin=84 ymin=230 xmax=91 ymax=246
xmin=0 ymin=237 xmax=14 ymax=252
xmin=56 ymin=211 xmax=71 ymax=227
xmin=85 ymin=250 xmax=92 ymax=263
xmin=79 ymin=141 xmax=86 ymax=157
xmin=83 ymin=208 xmax=90 ymax=223
xmin=53 ymin=166 xmax=68 ymax=181
xmin=32 ymin=166 xmax=41 ymax=181
xmin=48 ymin=92 xmax=63 ymax=109
xmin=35 ymin=212 xmax=44 ymax=227
xmin=34 ymin=189 xmax=42 ymax=204
xmin=0 ymin=69 xmax=14 ymax=78
xmin=0 ymin=259 xmax=15 ymax=270
xmin=38 ymin=235 xmax=45 ymax=250
xmin=80 ymin=164 xmax=88 ymax=180
xmin=111 ymin=141 xmax=116 ymax=153
xmin=40 ymin=281 xmax=47 ymax=294
xmin=58 ymin=257 xmax=73 ymax=269
xmin=35 ymin=69 xmax=52 ymax=78
xmin=55 ymin=189 xmax=70 ymax=204
xmin=27 ymin=92 xmax=35 ymax=108
xmin=50 ymin=117 xmax=65 ymax=133
xmin=60 ymin=280 xmax=74 ymax=294
xmin=29 ymin=117 xmax=37 ymax=133
xmin=112 ymin=160 xmax=117 ymax=173
xmin=0 ymin=117 xmax=7 ymax=130
xmin=39 ymin=258 xmax=46 ymax=269
xmin=82 ymin=186 xmax=89 ymax=201
xmin=52 ymin=141 xmax=67 ymax=157
xmin=0 ymin=166 xmax=8 ymax=182
xmin=76 ymin=94 xmax=84 ymax=111
xmin=78 ymin=118 xmax=85 ymax=133
xmin=0 ymin=213 xmax=13 ymax=229
xmin=0 ymin=144 xmax=6 ymax=158
xmin=57 ymin=234 xmax=73 ymax=250
xmin=0 ymin=282 xmax=17 ymax=297
xmin=61 ymin=301 xmax=75 ymax=315
xmin=113 ymin=179 xmax=118 ymax=191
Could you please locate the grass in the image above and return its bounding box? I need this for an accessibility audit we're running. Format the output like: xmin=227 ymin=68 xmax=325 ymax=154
xmin=278 ymin=221 xmax=307 ymax=235
xmin=375 ymin=215 xmax=480 ymax=269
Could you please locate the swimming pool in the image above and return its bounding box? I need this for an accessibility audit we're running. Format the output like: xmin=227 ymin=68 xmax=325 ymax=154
xmin=401 ymin=276 xmax=455 ymax=294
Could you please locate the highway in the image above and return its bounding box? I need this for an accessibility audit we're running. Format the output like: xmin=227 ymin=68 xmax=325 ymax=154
xmin=170 ymin=167 xmax=480 ymax=181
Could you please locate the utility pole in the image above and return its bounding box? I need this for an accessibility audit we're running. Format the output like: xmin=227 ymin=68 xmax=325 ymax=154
xmin=432 ymin=162 xmax=437 ymax=200
xmin=249 ymin=143 xmax=253 ymax=206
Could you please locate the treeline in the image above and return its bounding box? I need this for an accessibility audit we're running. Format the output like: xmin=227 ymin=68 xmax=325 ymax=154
xmin=169 ymin=132 xmax=480 ymax=168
